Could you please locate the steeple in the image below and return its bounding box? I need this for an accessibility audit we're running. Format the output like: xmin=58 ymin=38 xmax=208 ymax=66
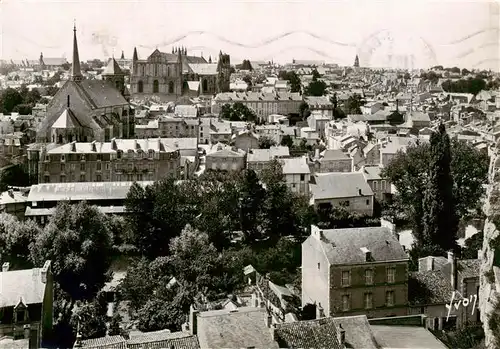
xmin=132 ymin=47 xmax=138 ymax=62
xmin=71 ymin=22 xmax=83 ymax=82
xmin=354 ymin=54 xmax=360 ymax=68
xmin=172 ymin=47 xmax=175 ymax=54
xmin=208 ymin=55 xmax=212 ymax=63
xmin=120 ymin=50 xmax=124 ymax=60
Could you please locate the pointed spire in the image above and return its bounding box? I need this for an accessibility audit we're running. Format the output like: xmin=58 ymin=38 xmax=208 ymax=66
xmin=208 ymin=55 xmax=212 ymax=64
xmin=132 ymin=47 xmax=138 ymax=62
xmin=120 ymin=50 xmax=124 ymax=60
xmin=172 ymin=47 xmax=174 ymax=54
xmin=71 ymin=22 xmax=83 ymax=82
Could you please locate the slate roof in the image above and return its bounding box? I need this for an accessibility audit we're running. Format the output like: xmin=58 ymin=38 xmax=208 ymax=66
xmin=196 ymin=307 xmax=279 ymax=348
xmin=458 ymin=259 xmax=481 ymax=279
xmin=214 ymin=91 xmax=302 ymax=102
xmin=188 ymin=63 xmax=218 ymax=75
xmin=102 ymin=58 xmax=124 ymax=76
xmin=51 ymin=108 xmax=82 ymax=128
xmin=127 ymin=330 xmax=199 ymax=349
xmin=274 ymin=317 xmax=343 ymax=349
xmin=361 ymin=166 xmax=382 ymax=180
xmin=281 ymin=157 xmax=310 ymax=174
xmin=77 ymin=79 xmax=128 ymax=108
xmin=80 ymin=335 xmax=127 ymax=349
xmin=408 ymin=270 xmax=454 ymax=305
xmin=311 ymin=226 xmax=407 ymax=265
xmin=332 ymin=315 xmax=379 ymax=349
xmin=320 ymin=149 xmax=350 ymax=161
xmin=0 ymin=268 xmax=46 ymax=307
xmin=311 ymin=172 xmax=373 ymax=199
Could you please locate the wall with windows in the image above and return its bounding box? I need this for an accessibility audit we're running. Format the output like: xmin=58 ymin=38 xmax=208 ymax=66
xmin=329 ymin=261 xmax=408 ymax=318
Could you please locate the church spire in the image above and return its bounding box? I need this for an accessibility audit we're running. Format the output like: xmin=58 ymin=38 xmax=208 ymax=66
xmin=132 ymin=47 xmax=138 ymax=62
xmin=71 ymin=22 xmax=83 ymax=82
xmin=120 ymin=50 xmax=124 ymax=60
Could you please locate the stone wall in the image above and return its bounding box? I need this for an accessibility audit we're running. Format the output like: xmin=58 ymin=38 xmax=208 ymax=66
xmin=479 ymin=148 xmax=500 ymax=349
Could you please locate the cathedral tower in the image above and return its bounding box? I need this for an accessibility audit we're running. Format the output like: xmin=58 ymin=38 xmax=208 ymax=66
xmin=354 ymin=54 xmax=360 ymax=68
xmin=216 ymin=51 xmax=231 ymax=93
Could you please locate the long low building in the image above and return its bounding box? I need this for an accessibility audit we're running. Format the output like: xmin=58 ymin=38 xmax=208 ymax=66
xmin=25 ymin=181 xmax=156 ymax=223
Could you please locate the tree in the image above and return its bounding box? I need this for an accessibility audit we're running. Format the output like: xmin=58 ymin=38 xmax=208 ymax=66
xmin=240 ymin=60 xmax=253 ymax=71
xmin=279 ymin=71 xmax=301 ymax=93
xmin=242 ymin=75 xmax=253 ymax=90
xmin=421 ymin=125 xmax=458 ymax=252
xmin=304 ymin=80 xmax=327 ymax=96
xmin=12 ymin=103 xmax=32 ymax=115
xmin=70 ymin=292 xmax=108 ymax=340
xmin=343 ymin=94 xmax=364 ymax=114
xmin=0 ymin=213 xmax=41 ymax=269
xmin=219 ymin=102 xmax=256 ymax=122
xmin=462 ymin=231 xmax=483 ymax=259
xmin=0 ymin=88 xmax=23 ymax=113
xmin=299 ymin=101 xmax=311 ymax=120
xmin=258 ymin=136 xmax=276 ymax=149
xmin=30 ymin=202 xmax=114 ymax=304
xmin=311 ymin=69 xmax=321 ymax=80
xmin=239 ymin=170 xmax=266 ymax=242
xmin=280 ymin=135 xmax=293 ymax=148
xmin=462 ymin=68 xmax=470 ymax=76
xmin=0 ymin=164 xmax=31 ymax=192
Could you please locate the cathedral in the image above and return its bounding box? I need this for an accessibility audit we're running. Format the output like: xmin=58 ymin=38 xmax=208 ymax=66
xmin=36 ymin=25 xmax=134 ymax=143
xmin=130 ymin=47 xmax=231 ymax=101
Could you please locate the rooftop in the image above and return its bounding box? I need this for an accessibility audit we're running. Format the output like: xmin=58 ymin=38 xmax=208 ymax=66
xmin=311 ymin=172 xmax=373 ymax=200
xmin=370 ymin=325 xmax=448 ymax=349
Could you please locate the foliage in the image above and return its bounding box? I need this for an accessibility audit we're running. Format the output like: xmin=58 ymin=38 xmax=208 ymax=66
xmin=343 ymin=94 xmax=364 ymax=114
xmin=280 ymin=135 xmax=293 ymax=148
xmin=0 ymin=88 xmax=23 ymax=113
xmin=258 ymin=135 xmax=277 ymax=149
xmin=382 ymin=136 xmax=488 ymax=251
xmin=0 ymin=213 xmax=41 ymax=269
xmin=239 ymin=170 xmax=266 ymax=242
xmin=240 ymin=60 xmax=253 ymax=71
xmin=219 ymin=102 xmax=256 ymax=122
xmin=432 ymin=323 xmax=484 ymax=349
xmin=0 ymin=85 xmax=44 ymax=114
xmin=304 ymin=80 xmax=327 ymax=96
xmin=488 ymin=299 xmax=500 ymax=348
xmin=242 ymin=75 xmax=252 ymax=90
xmin=422 ymin=123 xmax=458 ymax=252
xmin=461 ymin=231 xmax=483 ymax=259
xmin=70 ymin=292 xmax=108 ymax=340
xmin=311 ymin=69 xmax=321 ymax=80
xmin=442 ymin=78 xmax=487 ymax=95
xmin=420 ymin=71 xmax=441 ymax=84
xmin=30 ymin=201 xmax=114 ymax=303
xmin=278 ymin=71 xmax=301 ymax=93
xmin=316 ymin=206 xmax=380 ymax=230
xmin=0 ymin=164 xmax=31 ymax=191
xmin=299 ymin=101 xmax=311 ymax=120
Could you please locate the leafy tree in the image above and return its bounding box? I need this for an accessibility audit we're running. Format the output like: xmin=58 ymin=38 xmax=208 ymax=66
xmin=279 ymin=71 xmax=301 ymax=93
xmin=422 ymin=123 xmax=458 ymax=251
xmin=304 ymin=80 xmax=327 ymax=96
xmin=239 ymin=170 xmax=266 ymax=242
xmin=242 ymin=75 xmax=252 ymax=90
xmin=311 ymin=69 xmax=321 ymax=80
xmin=462 ymin=68 xmax=470 ymax=76
xmin=70 ymin=292 xmax=108 ymax=340
xmin=62 ymin=62 xmax=71 ymax=71
xmin=442 ymin=78 xmax=487 ymax=95
xmin=299 ymin=101 xmax=311 ymax=120
xmin=343 ymin=94 xmax=364 ymax=114
xmin=219 ymin=102 xmax=256 ymax=122
xmin=30 ymin=201 xmax=114 ymax=304
xmin=46 ymin=85 xmax=59 ymax=96
xmin=280 ymin=135 xmax=293 ymax=148
xmin=461 ymin=231 xmax=483 ymax=259
xmin=12 ymin=103 xmax=32 ymax=115
xmin=0 ymin=213 xmax=41 ymax=269
xmin=0 ymin=164 xmax=31 ymax=191
xmin=0 ymin=88 xmax=23 ymax=113
xmin=258 ymin=136 xmax=276 ymax=149
xmin=240 ymin=60 xmax=253 ymax=71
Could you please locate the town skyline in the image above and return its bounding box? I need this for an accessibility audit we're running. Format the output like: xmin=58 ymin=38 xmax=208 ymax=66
xmin=1 ymin=0 xmax=499 ymax=70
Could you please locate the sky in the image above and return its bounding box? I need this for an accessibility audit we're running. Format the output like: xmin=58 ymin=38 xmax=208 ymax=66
xmin=0 ymin=0 xmax=499 ymax=70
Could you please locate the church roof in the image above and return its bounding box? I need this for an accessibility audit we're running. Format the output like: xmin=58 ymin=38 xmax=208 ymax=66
xmin=76 ymin=80 xmax=128 ymax=108
xmin=188 ymin=63 xmax=218 ymax=75
xmin=102 ymin=57 xmax=123 ymax=75
xmin=52 ymin=108 xmax=82 ymax=128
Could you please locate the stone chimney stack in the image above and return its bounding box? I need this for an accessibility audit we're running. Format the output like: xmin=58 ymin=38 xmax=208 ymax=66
xmin=41 ymin=260 xmax=51 ymax=284
xmin=448 ymin=251 xmax=457 ymax=290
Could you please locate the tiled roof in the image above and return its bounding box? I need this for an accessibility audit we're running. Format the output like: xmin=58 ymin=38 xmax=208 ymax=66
xmin=80 ymin=335 xmax=127 ymax=349
xmin=409 ymin=270 xmax=454 ymax=305
xmin=188 ymin=63 xmax=218 ymax=75
xmin=0 ymin=267 xmax=47 ymax=307
xmin=78 ymin=80 xmax=128 ymax=109
xmin=196 ymin=307 xmax=279 ymax=348
xmin=310 ymin=225 xmax=407 ymax=265
xmin=360 ymin=165 xmax=382 ymax=180
xmin=280 ymin=156 xmax=310 ymax=174
xmin=206 ymin=148 xmax=245 ymax=158
xmin=275 ymin=317 xmax=343 ymax=349
xmin=127 ymin=330 xmax=199 ymax=349
xmin=320 ymin=149 xmax=350 ymax=161
xmin=458 ymin=259 xmax=481 ymax=279
xmin=311 ymin=172 xmax=373 ymax=200
xmin=371 ymin=325 xmax=448 ymax=349
xmin=214 ymin=91 xmax=302 ymax=102
xmin=332 ymin=315 xmax=379 ymax=349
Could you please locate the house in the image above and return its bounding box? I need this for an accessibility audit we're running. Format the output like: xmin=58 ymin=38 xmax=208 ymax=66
xmin=0 ymin=189 xmax=29 ymax=220
xmin=379 ymin=136 xmax=421 ymax=167
xmin=307 ymin=110 xmax=330 ymax=139
xmin=302 ymin=225 xmax=409 ymax=319
xmin=310 ymin=172 xmax=374 ymax=216
xmin=408 ymin=253 xmax=480 ymax=330
xmin=0 ymin=261 xmax=53 ymax=348
xmin=312 ymin=149 xmax=352 ymax=173
xmin=135 ymin=116 xmax=199 ymax=139
xmin=255 ymin=124 xmax=284 ymax=144
xmin=192 ymin=306 xmax=279 ymax=349
xmin=208 ymin=120 xmax=232 ymax=144
xmin=305 ymin=96 xmax=334 ymax=118
xmin=231 ymin=130 xmax=259 ymax=151
xmin=280 ymin=156 xmax=310 ymax=195
xmin=246 ymin=146 xmax=289 ymax=172
xmin=359 ymin=165 xmax=391 ymax=201
xmin=370 ymin=324 xmax=448 ymax=349
xmin=274 ymin=317 xmax=344 ymax=349
xmin=205 ymin=144 xmax=246 ymax=171
xmin=407 ymin=111 xmax=431 ymax=131
xmin=361 ymin=102 xmax=384 ymax=115
xmin=363 ymin=143 xmax=380 ymax=166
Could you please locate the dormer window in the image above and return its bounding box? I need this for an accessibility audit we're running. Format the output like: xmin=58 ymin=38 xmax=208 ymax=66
xmin=117 ymin=150 xmax=123 ymax=159
xmin=148 ymin=149 xmax=154 ymax=158
xmin=80 ymin=154 xmax=86 ymax=161
xmin=61 ymin=154 xmax=65 ymax=162
xmin=14 ymin=299 xmax=28 ymax=324
xmin=97 ymin=154 xmax=102 ymax=161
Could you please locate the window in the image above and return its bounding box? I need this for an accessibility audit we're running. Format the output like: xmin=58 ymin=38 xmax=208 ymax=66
xmin=386 ymin=291 xmax=395 ymax=306
xmin=60 ymin=175 xmax=66 ymax=183
xmin=373 ymin=181 xmax=378 ymax=190
xmin=365 ymin=269 xmax=373 ymax=285
xmin=168 ymin=81 xmax=174 ymax=94
xmin=387 ymin=267 xmax=396 ymax=283
xmin=300 ymin=174 xmax=305 ymax=181
xmin=366 ymin=199 xmax=370 ymax=205
xmin=341 ymin=271 xmax=351 ymax=286
xmin=97 ymin=154 xmax=102 ymax=161
xmin=153 ymin=79 xmax=159 ymax=93
xmin=96 ymin=174 xmax=101 ymax=182
xmin=80 ymin=174 xmax=85 ymax=181
xmin=61 ymin=154 xmax=65 ymax=162
xmin=128 ymin=164 xmax=133 ymax=171
xmin=148 ymin=150 xmax=154 ymax=158
xmin=317 ymin=262 xmax=320 ymax=270
xmin=342 ymin=295 xmax=350 ymax=311
xmin=96 ymin=163 xmax=101 ymax=171
xmin=60 ymin=163 xmax=65 ymax=172
xmin=381 ymin=180 xmax=386 ymax=191
xmin=138 ymin=80 xmax=144 ymax=93
xmin=81 ymin=154 xmax=86 ymax=161
xmin=105 ymin=163 xmax=110 ymax=170
xmin=80 ymin=163 xmax=85 ymax=171
xmin=117 ymin=151 xmax=122 ymax=159
xmin=364 ymin=293 xmax=373 ymax=309
xmin=202 ymin=79 xmax=208 ymax=93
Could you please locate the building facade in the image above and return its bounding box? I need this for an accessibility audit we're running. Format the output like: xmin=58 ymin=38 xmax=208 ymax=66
xmin=34 ymin=138 xmax=181 ymax=184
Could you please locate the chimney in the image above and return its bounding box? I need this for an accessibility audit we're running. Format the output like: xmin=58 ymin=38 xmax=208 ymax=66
xmin=111 ymin=138 xmax=117 ymax=150
xmin=41 ymin=260 xmax=51 ymax=284
xmin=448 ymin=251 xmax=457 ymax=290
xmin=358 ymin=188 xmax=363 ymax=196
xmin=338 ymin=323 xmax=346 ymax=347
xmin=189 ymin=305 xmax=198 ymax=335
xmin=428 ymin=257 xmax=435 ymax=271
xmin=265 ymin=313 xmax=272 ymax=328
xmin=67 ymin=95 xmax=70 ymax=108
xmin=70 ymin=141 xmax=76 ymax=152
xmin=2 ymin=262 xmax=9 ymax=272
xmin=360 ymin=247 xmax=371 ymax=262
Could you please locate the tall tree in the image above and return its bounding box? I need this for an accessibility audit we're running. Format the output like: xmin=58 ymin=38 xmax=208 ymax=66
xmin=30 ymin=202 xmax=114 ymax=304
xmin=0 ymin=213 xmax=41 ymax=269
xmin=239 ymin=169 xmax=266 ymax=242
xmin=422 ymin=123 xmax=458 ymax=251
